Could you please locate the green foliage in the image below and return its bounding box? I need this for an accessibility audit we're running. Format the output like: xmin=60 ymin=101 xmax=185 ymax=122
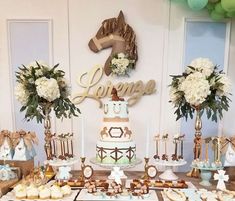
xmin=169 ymin=65 xmax=231 ymax=122
xmin=15 ymin=62 xmax=80 ymax=123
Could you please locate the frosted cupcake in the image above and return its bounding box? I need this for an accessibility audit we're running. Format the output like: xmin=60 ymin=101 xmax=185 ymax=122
xmin=26 ymin=184 xmax=39 ymax=199
xmin=50 ymin=185 xmax=63 ymax=199
xmin=38 ymin=185 xmax=51 ymax=199
xmin=61 ymin=185 xmax=71 ymax=196
xmin=14 ymin=184 xmax=27 ymax=199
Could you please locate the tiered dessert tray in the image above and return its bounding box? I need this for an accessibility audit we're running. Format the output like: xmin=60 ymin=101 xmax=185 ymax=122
xmin=47 ymin=158 xmax=78 ymax=180
xmin=155 ymin=160 xmax=187 ymax=181
xmin=191 ymin=165 xmax=223 ymax=186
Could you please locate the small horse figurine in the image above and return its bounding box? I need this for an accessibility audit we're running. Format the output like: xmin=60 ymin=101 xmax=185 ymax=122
xmin=88 ymin=10 xmax=138 ymax=76
xmin=111 ymin=88 xmax=124 ymax=101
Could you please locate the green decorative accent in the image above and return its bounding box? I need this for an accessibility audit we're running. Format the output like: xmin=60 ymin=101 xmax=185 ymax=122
xmin=187 ymin=0 xmax=208 ymax=11
xmin=170 ymin=0 xmax=235 ymax=20
xmin=221 ymin=0 xmax=235 ymax=12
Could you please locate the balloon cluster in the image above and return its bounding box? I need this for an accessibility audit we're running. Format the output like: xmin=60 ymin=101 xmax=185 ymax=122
xmin=171 ymin=0 xmax=235 ymax=20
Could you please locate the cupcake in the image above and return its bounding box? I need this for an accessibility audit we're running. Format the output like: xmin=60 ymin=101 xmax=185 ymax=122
xmin=14 ymin=184 xmax=27 ymax=199
xmin=50 ymin=185 xmax=63 ymax=199
xmin=61 ymin=185 xmax=71 ymax=196
xmin=26 ymin=184 xmax=39 ymax=199
xmin=38 ymin=185 xmax=51 ymax=199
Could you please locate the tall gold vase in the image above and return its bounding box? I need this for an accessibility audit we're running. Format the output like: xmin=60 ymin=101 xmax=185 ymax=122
xmin=187 ymin=106 xmax=202 ymax=178
xmin=43 ymin=104 xmax=54 ymax=177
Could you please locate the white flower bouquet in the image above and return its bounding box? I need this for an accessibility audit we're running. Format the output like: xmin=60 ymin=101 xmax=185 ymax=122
xmin=15 ymin=61 xmax=80 ymax=123
xmin=169 ymin=58 xmax=232 ymax=122
xmin=110 ymin=53 xmax=135 ymax=76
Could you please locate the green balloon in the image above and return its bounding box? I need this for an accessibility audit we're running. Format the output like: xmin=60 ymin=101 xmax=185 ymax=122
xmin=207 ymin=2 xmax=216 ymax=11
xmin=215 ymin=2 xmax=227 ymax=14
xmin=227 ymin=11 xmax=235 ymax=17
xmin=221 ymin=0 xmax=235 ymax=12
xmin=210 ymin=10 xmax=225 ymax=20
xmin=187 ymin=0 xmax=209 ymax=11
xmin=171 ymin=0 xmax=187 ymax=3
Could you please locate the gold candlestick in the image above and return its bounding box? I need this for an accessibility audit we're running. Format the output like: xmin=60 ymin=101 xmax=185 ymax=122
xmin=141 ymin=157 xmax=150 ymax=180
xmin=80 ymin=157 xmax=86 ymax=181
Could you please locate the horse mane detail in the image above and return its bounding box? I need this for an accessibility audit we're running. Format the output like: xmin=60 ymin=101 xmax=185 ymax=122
xmin=98 ymin=11 xmax=137 ymax=62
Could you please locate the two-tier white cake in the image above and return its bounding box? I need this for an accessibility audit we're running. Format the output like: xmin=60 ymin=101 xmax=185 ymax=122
xmin=96 ymin=89 xmax=136 ymax=164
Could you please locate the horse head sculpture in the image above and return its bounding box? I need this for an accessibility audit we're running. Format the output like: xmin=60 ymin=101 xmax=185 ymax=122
xmin=88 ymin=11 xmax=138 ymax=76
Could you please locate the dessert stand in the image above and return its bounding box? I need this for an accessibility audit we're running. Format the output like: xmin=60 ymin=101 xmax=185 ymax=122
xmin=90 ymin=157 xmax=142 ymax=179
xmin=191 ymin=165 xmax=223 ymax=186
xmin=47 ymin=158 xmax=78 ymax=180
xmin=155 ymin=160 xmax=187 ymax=181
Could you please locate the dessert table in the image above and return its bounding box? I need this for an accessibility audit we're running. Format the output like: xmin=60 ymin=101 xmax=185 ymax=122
xmin=71 ymin=170 xmax=235 ymax=201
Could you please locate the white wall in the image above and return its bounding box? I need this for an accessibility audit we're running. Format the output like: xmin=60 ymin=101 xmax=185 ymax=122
xmin=0 ymin=0 xmax=234 ymax=171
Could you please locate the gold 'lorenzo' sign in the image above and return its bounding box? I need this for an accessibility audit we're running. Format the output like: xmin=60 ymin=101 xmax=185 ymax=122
xmin=72 ymin=65 xmax=156 ymax=108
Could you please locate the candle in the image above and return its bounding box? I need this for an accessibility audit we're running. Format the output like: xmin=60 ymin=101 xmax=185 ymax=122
xmin=217 ymin=137 xmax=221 ymax=162
xmin=218 ymin=120 xmax=223 ymax=137
xmin=200 ymin=139 xmax=202 ymax=161
xmin=145 ymin=124 xmax=150 ymax=158
xmin=181 ymin=139 xmax=183 ymax=158
xmin=81 ymin=115 xmax=85 ymax=157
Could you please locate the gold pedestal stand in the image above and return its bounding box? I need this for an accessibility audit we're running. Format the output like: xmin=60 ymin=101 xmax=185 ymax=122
xmin=141 ymin=157 xmax=150 ymax=180
xmin=43 ymin=105 xmax=55 ymax=178
xmin=187 ymin=107 xmax=202 ymax=178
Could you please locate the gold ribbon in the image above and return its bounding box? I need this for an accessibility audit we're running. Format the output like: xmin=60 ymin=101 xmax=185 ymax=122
xmin=220 ymin=137 xmax=235 ymax=154
xmin=0 ymin=130 xmax=12 ymax=148
xmin=12 ymin=130 xmax=38 ymax=150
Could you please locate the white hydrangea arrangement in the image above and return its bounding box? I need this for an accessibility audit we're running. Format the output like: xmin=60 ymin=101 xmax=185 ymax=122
xmin=110 ymin=53 xmax=135 ymax=76
xmin=169 ymin=58 xmax=231 ymax=122
xmin=15 ymin=61 xmax=80 ymax=123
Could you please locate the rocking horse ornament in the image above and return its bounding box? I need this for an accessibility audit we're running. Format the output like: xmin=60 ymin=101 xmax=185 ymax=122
xmin=88 ymin=10 xmax=138 ymax=76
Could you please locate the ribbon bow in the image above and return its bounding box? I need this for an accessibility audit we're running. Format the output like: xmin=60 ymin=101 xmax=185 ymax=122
xmin=0 ymin=130 xmax=12 ymax=148
xmin=12 ymin=130 xmax=39 ymax=150
xmin=221 ymin=137 xmax=235 ymax=154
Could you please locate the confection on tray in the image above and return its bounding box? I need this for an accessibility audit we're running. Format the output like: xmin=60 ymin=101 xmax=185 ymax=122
xmin=13 ymin=183 xmax=71 ymax=199
xmin=55 ymin=178 xmax=85 ymax=187
xmin=130 ymin=180 xmax=149 ymax=195
xmin=96 ymin=88 xmax=136 ymax=165
xmin=131 ymin=179 xmax=188 ymax=189
xmin=84 ymin=179 xmax=109 ymax=193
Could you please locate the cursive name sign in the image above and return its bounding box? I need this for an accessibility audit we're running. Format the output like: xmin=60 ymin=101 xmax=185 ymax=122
xmin=72 ymin=65 xmax=156 ymax=108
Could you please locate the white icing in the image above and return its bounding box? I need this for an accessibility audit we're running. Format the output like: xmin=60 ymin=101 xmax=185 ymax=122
xmin=104 ymin=101 xmax=128 ymax=118
xmin=96 ymin=140 xmax=135 ymax=149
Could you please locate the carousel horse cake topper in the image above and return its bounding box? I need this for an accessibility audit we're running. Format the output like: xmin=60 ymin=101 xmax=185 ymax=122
xmin=88 ymin=10 xmax=138 ymax=76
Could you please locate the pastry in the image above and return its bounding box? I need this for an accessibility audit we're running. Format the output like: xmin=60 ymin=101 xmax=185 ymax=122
xmin=14 ymin=184 xmax=27 ymax=199
xmin=61 ymin=185 xmax=71 ymax=196
xmin=26 ymin=184 xmax=39 ymax=199
xmin=38 ymin=185 xmax=51 ymax=199
xmin=50 ymin=185 xmax=63 ymax=199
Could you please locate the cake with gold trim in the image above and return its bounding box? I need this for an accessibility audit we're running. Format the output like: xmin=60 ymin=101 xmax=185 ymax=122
xmin=96 ymin=88 xmax=136 ymax=164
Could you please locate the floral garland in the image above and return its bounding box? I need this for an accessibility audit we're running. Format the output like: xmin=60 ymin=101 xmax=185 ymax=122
xmin=110 ymin=53 xmax=135 ymax=76
xmin=169 ymin=58 xmax=231 ymax=122
xmin=15 ymin=61 xmax=80 ymax=123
